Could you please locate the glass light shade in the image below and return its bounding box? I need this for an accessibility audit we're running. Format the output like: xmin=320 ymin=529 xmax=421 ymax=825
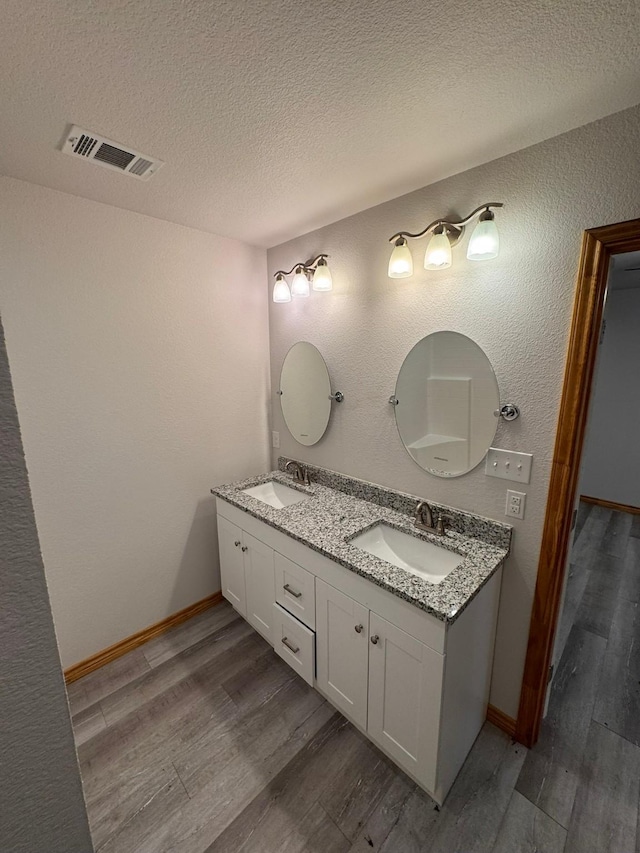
xmin=291 ymin=268 xmax=310 ymax=297
xmin=467 ymin=216 xmax=499 ymax=260
xmin=424 ymin=230 xmax=452 ymax=270
xmin=272 ymin=275 xmax=291 ymax=303
xmin=388 ymin=239 xmax=413 ymax=278
xmin=312 ymin=260 xmax=333 ymax=291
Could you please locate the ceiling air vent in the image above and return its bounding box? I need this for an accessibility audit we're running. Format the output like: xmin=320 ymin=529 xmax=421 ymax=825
xmin=62 ymin=125 xmax=163 ymax=181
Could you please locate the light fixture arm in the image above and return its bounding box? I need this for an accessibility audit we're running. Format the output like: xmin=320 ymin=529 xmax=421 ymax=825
xmin=388 ymin=203 xmax=504 ymax=243
xmin=274 ymin=254 xmax=329 ymax=278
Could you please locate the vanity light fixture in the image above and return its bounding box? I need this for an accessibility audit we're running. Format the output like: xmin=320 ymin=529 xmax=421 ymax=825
xmin=291 ymin=266 xmax=310 ymax=298
xmin=467 ymin=209 xmax=500 ymax=260
xmin=387 ymin=203 xmax=503 ymax=278
xmin=273 ymin=274 xmax=292 ymax=303
xmin=388 ymin=238 xmax=413 ymax=278
xmin=272 ymin=254 xmax=332 ymax=303
xmin=424 ymin=227 xmax=452 ymax=270
xmin=311 ymin=256 xmax=333 ymax=291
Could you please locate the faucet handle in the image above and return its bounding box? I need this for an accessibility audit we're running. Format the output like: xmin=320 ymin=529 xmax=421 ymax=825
xmin=436 ymin=514 xmax=452 ymax=535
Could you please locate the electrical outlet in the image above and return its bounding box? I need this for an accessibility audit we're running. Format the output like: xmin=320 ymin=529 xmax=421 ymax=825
xmin=505 ymin=489 xmax=526 ymax=520
xmin=272 ymin=431 xmax=280 ymax=449
xmin=486 ymin=448 xmax=533 ymax=484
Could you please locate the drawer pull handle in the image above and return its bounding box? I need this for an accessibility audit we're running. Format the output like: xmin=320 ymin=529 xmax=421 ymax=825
xmin=283 ymin=584 xmax=302 ymax=598
xmin=354 ymin=624 xmax=364 ymax=634
xmin=234 ymin=541 xmax=241 ymax=547
xmin=241 ymin=546 xmax=248 ymax=552
xmin=282 ymin=636 xmax=300 ymax=654
xmin=370 ymin=634 xmax=380 ymax=645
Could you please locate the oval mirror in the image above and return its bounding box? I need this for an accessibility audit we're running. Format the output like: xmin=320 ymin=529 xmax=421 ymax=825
xmin=394 ymin=331 xmax=499 ymax=477
xmin=280 ymin=342 xmax=332 ymax=446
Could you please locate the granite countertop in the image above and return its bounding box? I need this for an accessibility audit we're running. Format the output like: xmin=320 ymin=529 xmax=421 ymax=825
xmin=212 ymin=468 xmax=510 ymax=624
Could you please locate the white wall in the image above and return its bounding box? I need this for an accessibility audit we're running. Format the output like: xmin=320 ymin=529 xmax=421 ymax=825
xmin=0 ymin=316 xmax=93 ymax=852
xmin=0 ymin=177 xmax=270 ymax=668
xmin=580 ymin=286 xmax=640 ymax=506
xmin=268 ymin=103 xmax=640 ymax=718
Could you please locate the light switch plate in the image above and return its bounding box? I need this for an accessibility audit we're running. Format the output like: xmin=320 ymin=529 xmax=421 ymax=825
xmin=485 ymin=447 xmax=533 ymax=484
xmin=506 ymin=489 xmax=526 ymax=519
xmin=272 ymin=431 xmax=280 ymax=449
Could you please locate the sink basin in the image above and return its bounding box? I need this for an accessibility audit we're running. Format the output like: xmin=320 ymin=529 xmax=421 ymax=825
xmin=351 ymin=523 xmax=462 ymax=584
xmin=241 ymin=480 xmax=310 ymax=509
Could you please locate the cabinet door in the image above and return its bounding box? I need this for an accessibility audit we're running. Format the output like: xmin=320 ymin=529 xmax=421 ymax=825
xmin=316 ymin=579 xmax=369 ymax=729
xmin=368 ymin=612 xmax=444 ymax=793
xmin=218 ymin=515 xmax=247 ymax=617
xmin=243 ymin=532 xmax=275 ymax=644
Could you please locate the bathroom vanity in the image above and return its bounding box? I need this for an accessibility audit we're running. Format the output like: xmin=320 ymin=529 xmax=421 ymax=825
xmin=212 ymin=461 xmax=511 ymax=804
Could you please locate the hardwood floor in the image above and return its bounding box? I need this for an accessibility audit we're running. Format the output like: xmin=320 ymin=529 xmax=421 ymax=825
xmin=69 ymin=503 xmax=640 ymax=851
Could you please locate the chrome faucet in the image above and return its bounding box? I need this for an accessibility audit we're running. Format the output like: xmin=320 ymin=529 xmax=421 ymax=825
xmin=414 ymin=501 xmax=450 ymax=535
xmin=285 ymin=460 xmax=311 ymax=486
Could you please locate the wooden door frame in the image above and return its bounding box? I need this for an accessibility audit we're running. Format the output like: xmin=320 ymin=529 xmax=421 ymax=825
xmin=515 ymin=216 xmax=640 ymax=748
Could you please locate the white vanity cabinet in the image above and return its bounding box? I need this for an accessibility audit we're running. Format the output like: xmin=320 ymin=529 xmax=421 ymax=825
xmin=218 ymin=514 xmax=275 ymax=644
xmin=216 ymin=498 xmax=502 ymax=804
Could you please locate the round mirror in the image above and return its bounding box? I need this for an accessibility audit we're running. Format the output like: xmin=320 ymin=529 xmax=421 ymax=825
xmin=280 ymin=342 xmax=332 ymax=446
xmin=394 ymin=332 xmax=499 ymax=477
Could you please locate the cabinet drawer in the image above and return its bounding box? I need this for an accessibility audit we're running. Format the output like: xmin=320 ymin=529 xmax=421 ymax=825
xmin=272 ymin=603 xmax=315 ymax=686
xmin=274 ymin=553 xmax=316 ymax=630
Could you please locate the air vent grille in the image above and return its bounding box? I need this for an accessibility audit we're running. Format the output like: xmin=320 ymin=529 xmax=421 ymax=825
xmin=62 ymin=125 xmax=163 ymax=181
xmin=74 ymin=134 xmax=98 ymax=157
xmin=129 ymin=157 xmax=154 ymax=177
xmin=93 ymin=142 xmax=136 ymax=170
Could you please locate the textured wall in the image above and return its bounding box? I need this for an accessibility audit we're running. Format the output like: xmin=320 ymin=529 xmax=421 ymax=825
xmin=0 ymin=316 xmax=93 ymax=852
xmin=0 ymin=177 xmax=270 ymax=668
xmin=580 ymin=287 xmax=640 ymax=506
xmin=268 ymin=103 xmax=640 ymax=717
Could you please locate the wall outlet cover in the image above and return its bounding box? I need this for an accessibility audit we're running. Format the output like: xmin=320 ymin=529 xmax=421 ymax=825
xmin=272 ymin=431 xmax=280 ymax=449
xmin=505 ymin=489 xmax=526 ymax=520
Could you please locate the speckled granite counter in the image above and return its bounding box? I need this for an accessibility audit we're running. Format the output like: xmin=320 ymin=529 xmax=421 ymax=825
xmin=211 ymin=463 xmax=511 ymax=624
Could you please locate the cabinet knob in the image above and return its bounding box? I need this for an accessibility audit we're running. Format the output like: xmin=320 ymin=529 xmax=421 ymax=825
xmin=370 ymin=634 xmax=380 ymax=645
xmin=241 ymin=546 xmax=248 ymax=552
xmin=234 ymin=541 xmax=241 ymax=547
xmin=354 ymin=624 xmax=364 ymax=634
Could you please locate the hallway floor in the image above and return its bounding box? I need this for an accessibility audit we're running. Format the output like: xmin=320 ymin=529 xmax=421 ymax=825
xmin=68 ymin=503 xmax=640 ymax=852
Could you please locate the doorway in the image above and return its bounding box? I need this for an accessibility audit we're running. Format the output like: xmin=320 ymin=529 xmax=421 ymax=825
xmin=516 ymin=217 xmax=640 ymax=748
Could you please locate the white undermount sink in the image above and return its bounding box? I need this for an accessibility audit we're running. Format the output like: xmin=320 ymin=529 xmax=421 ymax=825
xmin=241 ymin=480 xmax=310 ymax=509
xmin=351 ymin=523 xmax=462 ymax=584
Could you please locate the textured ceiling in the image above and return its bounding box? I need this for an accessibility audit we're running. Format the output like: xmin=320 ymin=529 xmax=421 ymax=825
xmin=2 ymin=0 xmax=640 ymax=248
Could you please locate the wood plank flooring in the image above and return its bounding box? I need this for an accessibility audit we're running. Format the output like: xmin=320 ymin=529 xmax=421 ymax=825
xmin=69 ymin=503 xmax=640 ymax=851
xmin=516 ymin=502 xmax=640 ymax=851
